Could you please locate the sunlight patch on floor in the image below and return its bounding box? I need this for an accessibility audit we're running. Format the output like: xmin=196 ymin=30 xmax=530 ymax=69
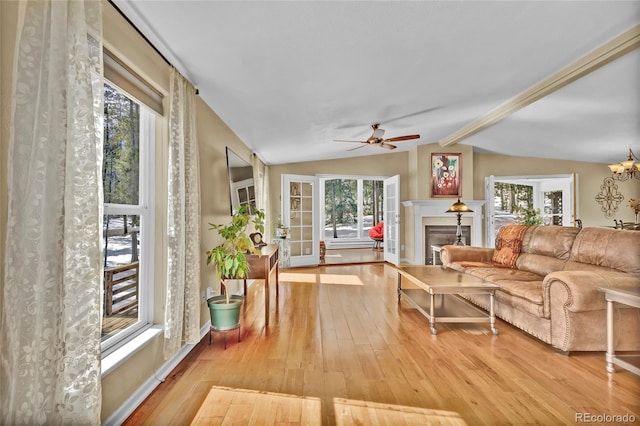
xmin=333 ymin=398 xmax=468 ymax=425
xmin=319 ymin=274 xmax=363 ymax=286
xmin=280 ymin=272 xmax=364 ymax=286
xmin=190 ymin=386 xmax=322 ymax=425
xmin=189 ymin=385 xmax=467 ymax=425
xmin=280 ymin=272 xmax=317 ymax=283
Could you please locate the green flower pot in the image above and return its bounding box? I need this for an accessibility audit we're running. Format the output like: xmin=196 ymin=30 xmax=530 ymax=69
xmin=207 ymin=295 xmax=243 ymax=331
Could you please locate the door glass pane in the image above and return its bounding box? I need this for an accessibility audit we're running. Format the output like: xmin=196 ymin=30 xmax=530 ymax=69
xmin=544 ymin=190 xmax=563 ymax=225
xmin=386 ymin=184 xmax=396 ymax=255
xmin=290 ymin=181 xmax=314 ymax=256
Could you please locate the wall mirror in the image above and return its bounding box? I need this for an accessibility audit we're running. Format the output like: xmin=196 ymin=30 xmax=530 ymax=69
xmin=226 ymin=147 xmax=256 ymax=215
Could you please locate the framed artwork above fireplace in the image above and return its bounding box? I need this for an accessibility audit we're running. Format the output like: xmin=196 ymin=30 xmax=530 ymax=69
xmin=431 ymin=153 xmax=461 ymax=198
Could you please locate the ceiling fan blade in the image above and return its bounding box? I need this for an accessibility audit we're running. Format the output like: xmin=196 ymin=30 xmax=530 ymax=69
xmin=383 ymin=106 xmax=443 ymax=124
xmin=334 ymin=139 xmax=367 ymax=143
xmin=383 ymin=134 xmax=420 ymax=142
xmin=348 ymin=144 xmax=367 ymax=151
xmin=335 ymin=106 xmax=443 ymax=130
xmin=380 ymin=143 xmax=397 ymax=150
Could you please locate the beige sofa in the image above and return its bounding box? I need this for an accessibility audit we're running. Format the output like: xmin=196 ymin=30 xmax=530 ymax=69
xmin=440 ymin=225 xmax=640 ymax=352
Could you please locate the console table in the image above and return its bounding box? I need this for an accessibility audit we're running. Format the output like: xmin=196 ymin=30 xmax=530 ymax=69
xmin=599 ymin=286 xmax=640 ymax=375
xmin=245 ymin=244 xmax=279 ymax=326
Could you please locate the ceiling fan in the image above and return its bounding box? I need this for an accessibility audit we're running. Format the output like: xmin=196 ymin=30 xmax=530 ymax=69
xmin=334 ymin=123 xmax=420 ymax=151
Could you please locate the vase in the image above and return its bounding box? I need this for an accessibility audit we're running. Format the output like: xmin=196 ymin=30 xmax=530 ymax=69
xmin=207 ymin=295 xmax=243 ymax=331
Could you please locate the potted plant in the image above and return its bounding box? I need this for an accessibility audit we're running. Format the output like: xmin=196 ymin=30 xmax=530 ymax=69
xmin=515 ymin=206 xmax=544 ymax=226
xmin=206 ymin=205 xmax=265 ymax=332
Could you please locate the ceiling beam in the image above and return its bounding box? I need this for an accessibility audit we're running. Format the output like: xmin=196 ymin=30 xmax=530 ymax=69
xmin=439 ymin=24 xmax=640 ymax=148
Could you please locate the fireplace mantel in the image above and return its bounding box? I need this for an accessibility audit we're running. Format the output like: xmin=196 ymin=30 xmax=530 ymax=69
xmin=402 ymin=200 xmax=485 ymax=265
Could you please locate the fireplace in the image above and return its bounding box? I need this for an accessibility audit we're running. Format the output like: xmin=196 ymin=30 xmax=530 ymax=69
xmin=402 ymin=200 xmax=485 ymax=265
xmin=425 ymin=225 xmax=470 ymax=264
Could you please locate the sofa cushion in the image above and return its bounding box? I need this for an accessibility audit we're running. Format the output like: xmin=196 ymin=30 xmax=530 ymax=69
xmin=455 ymin=267 xmax=545 ymax=317
xmin=516 ymin=253 xmax=568 ymax=277
xmin=462 ymin=266 xmax=541 ymax=283
xmin=515 ymin=225 xmax=580 ymax=276
xmin=521 ymin=225 xmax=580 ymax=259
xmin=492 ymin=224 xmax=528 ymax=268
xmin=494 ymin=282 xmax=545 ymax=318
xmin=568 ymin=227 xmax=640 ymax=274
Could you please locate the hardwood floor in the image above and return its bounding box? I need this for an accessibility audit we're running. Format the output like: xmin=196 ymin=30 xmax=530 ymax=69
xmin=123 ymin=263 xmax=640 ymax=425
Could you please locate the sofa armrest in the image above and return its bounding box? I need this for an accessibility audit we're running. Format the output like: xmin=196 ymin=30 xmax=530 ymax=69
xmin=543 ymin=271 xmax=640 ymax=317
xmin=440 ymin=245 xmax=494 ymax=266
xmin=543 ymin=271 xmax=640 ymax=352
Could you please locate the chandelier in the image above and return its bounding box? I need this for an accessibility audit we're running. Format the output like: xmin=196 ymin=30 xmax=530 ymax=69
xmin=608 ymin=148 xmax=640 ymax=181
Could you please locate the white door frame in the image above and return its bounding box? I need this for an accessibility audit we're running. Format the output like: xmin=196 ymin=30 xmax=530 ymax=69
xmin=383 ymin=175 xmax=400 ymax=266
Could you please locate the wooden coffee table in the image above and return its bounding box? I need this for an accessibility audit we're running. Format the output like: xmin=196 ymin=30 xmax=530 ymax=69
xmin=398 ymin=265 xmax=499 ymax=335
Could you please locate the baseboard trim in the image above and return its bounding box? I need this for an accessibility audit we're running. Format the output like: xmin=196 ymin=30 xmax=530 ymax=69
xmin=103 ymin=323 xmax=211 ymax=426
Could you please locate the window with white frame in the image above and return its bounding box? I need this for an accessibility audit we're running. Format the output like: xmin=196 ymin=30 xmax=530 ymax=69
xmin=101 ymin=82 xmax=155 ymax=352
xmin=320 ymin=176 xmax=384 ymax=248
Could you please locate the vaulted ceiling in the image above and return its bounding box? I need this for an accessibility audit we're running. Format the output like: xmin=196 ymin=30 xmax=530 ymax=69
xmin=112 ymin=1 xmax=640 ymax=166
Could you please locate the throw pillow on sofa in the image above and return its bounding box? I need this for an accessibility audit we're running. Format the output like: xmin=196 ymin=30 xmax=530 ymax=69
xmin=492 ymin=224 xmax=529 ymax=268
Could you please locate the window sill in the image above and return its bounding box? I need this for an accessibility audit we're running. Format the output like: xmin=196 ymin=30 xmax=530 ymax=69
xmin=101 ymin=324 xmax=163 ymax=378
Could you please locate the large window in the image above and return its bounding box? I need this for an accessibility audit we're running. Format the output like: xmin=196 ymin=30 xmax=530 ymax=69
xmin=101 ymin=83 xmax=155 ymax=350
xmin=320 ymin=176 xmax=384 ymax=247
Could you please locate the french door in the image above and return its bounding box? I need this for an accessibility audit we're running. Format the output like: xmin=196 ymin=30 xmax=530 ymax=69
xmin=281 ymin=173 xmax=400 ymax=266
xmin=383 ymin=175 xmax=400 ymax=265
xmin=282 ymin=174 xmax=319 ymax=267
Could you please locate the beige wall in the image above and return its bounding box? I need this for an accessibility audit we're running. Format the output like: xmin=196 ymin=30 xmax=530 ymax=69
xmin=474 ymin=153 xmax=640 ymax=227
xmin=197 ymin=98 xmax=256 ymax=296
xmin=269 ymin=144 xmax=639 ymax=263
xmin=268 ymin=150 xmax=409 ymax=255
xmin=268 ymin=144 xmax=471 ymax=263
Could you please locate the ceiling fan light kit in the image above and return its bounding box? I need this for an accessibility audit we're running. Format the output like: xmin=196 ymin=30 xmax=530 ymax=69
xmin=608 ymin=148 xmax=640 ymax=181
xmin=334 ymin=123 xmax=420 ymax=151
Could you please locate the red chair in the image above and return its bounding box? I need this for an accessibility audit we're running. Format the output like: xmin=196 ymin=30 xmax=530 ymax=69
xmin=368 ymin=222 xmax=384 ymax=251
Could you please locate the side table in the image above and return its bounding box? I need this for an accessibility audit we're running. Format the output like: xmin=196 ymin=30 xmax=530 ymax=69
xmin=598 ymin=286 xmax=640 ymax=376
xmin=431 ymin=245 xmax=442 ymax=265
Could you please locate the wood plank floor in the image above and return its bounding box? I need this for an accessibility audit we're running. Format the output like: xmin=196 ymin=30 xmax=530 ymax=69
xmin=123 ymin=263 xmax=640 ymax=425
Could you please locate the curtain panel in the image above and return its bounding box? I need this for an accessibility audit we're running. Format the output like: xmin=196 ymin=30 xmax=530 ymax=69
xmin=1 ymin=1 xmax=104 ymax=424
xmin=164 ymin=68 xmax=201 ymax=358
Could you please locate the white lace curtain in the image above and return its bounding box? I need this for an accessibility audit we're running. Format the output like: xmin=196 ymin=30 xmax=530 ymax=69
xmin=164 ymin=68 xmax=201 ymax=358
xmin=1 ymin=1 xmax=104 ymax=424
